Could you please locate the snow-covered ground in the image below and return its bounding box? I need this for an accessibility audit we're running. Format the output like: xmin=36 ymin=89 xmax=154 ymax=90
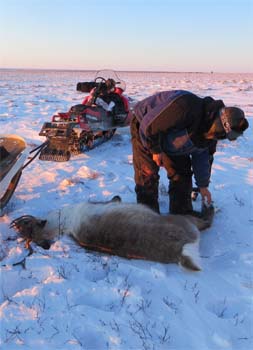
xmin=0 ymin=70 xmax=252 ymax=350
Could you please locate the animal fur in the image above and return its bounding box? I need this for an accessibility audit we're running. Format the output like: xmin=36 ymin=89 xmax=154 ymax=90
xmin=10 ymin=196 xmax=214 ymax=271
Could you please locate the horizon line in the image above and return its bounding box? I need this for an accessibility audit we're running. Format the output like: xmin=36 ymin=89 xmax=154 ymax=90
xmin=0 ymin=67 xmax=252 ymax=75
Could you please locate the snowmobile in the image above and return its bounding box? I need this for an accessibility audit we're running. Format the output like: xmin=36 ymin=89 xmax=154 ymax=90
xmin=0 ymin=135 xmax=29 ymax=210
xmin=38 ymin=70 xmax=130 ymax=162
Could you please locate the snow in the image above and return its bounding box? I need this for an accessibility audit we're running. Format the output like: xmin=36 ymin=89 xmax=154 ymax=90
xmin=0 ymin=70 xmax=253 ymax=350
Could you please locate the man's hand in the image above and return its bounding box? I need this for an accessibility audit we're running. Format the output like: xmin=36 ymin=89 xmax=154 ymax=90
xmin=152 ymin=153 xmax=163 ymax=167
xmin=199 ymin=187 xmax=212 ymax=205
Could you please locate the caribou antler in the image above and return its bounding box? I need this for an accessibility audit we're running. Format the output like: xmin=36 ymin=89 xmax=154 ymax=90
xmin=10 ymin=215 xmax=36 ymax=230
xmin=10 ymin=215 xmax=48 ymax=249
xmin=10 ymin=215 xmax=37 ymax=249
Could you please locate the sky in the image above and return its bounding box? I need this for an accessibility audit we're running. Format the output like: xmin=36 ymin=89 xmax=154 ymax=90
xmin=0 ymin=0 xmax=252 ymax=72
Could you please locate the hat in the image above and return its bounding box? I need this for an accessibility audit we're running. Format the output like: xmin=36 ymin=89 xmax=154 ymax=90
xmin=219 ymin=107 xmax=248 ymax=141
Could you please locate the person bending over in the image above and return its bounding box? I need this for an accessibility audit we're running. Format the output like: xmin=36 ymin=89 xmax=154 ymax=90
xmin=130 ymin=90 xmax=249 ymax=214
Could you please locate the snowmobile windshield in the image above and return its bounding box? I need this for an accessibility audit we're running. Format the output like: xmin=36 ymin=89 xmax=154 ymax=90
xmin=94 ymin=69 xmax=126 ymax=92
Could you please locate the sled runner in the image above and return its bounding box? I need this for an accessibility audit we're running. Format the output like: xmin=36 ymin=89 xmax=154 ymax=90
xmin=39 ymin=70 xmax=130 ymax=162
xmin=0 ymin=135 xmax=29 ymax=210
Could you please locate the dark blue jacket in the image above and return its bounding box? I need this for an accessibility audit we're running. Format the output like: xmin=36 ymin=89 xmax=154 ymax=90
xmin=133 ymin=90 xmax=224 ymax=187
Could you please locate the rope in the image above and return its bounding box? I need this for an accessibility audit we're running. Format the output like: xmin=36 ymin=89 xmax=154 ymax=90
xmin=22 ymin=141 xmax=49 ymax=170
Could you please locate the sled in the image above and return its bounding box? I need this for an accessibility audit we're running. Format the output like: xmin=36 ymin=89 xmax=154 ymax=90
xmin=0 ymin=135 xmax=29 ymax=210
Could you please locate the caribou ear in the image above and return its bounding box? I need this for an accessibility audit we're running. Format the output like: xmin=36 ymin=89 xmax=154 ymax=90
xmin=38 ymin=220 xmax=47 ymax=228
xmin=111 ymin=195 xmax=122 ymax=203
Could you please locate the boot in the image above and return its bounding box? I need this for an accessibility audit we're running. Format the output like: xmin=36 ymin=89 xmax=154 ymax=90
xmin=169 ymin=178 xmax=193 ymax=215
xmin=136 ymin=185 xmax=160 ymax=213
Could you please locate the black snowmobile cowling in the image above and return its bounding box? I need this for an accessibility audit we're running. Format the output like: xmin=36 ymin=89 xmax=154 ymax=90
xmin=76 ymin=81 xmax=108 ymax=93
